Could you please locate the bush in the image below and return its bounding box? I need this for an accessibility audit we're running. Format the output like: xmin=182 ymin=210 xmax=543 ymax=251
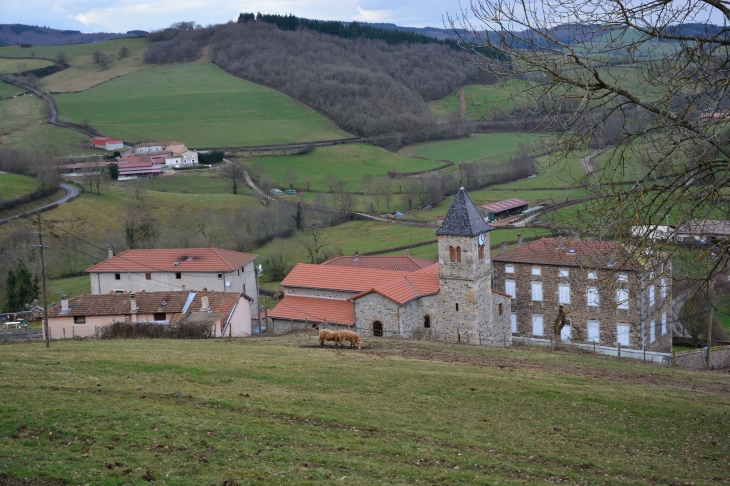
xmin=198 ymin=150 xmax=224 ymax=164
xmin=99 ymin=321 xmax=213 ymax=339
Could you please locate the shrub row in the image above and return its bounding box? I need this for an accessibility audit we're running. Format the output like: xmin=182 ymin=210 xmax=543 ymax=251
xmin=99 ymin=321 xmax=213 ymax=339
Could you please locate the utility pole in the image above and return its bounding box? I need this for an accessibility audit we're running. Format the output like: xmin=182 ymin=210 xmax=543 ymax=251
xmin=35 ymin=213 xmax=50 ymax=348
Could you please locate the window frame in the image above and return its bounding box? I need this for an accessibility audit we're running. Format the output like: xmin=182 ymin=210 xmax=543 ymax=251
xmin=505 ymin=280 xmax=516 ymax=300
xmin=532 ymin=314 xmax=544 ymax=336
xmin=145 ymin=273 xmax=152 ymax=280
xmin=505 ymin=264 xmax=515 ymax=274
xmin=649 ymin=285 xmax=655 ymax=307
xmin=587 ymin=286 xmax=599 ymax=307
xmin=587 ymin=320 xmax=600 ymax=343
xmin=531 ymin=267 xmax=541 ymax=276
xmin=531 ymin=281 xmax=543 ymax=302
xmin=114 ymin=273 xmax=121 ymax=280
xmin=175 ymin=272 xmax=182 ymax=279
xmin=587 ymin=271 xmax=598 ymax=280
xmin=617 ymin=324 xmax=630 ymax=346
xmin=559 ymin=269 xmax=569 ymax=278
xmin=617 ymin=289 xmax=629 ymax=310
xmin=511 ymin=313 xmax=517 ymax=333
xmin=74 ymin=316 xmax=86 ymax=324
xmin=650 ymin=320 xmax=656 ymax=343
xmin=423 ymin=315 xmax=431 ymax=329
xmin=661 ymin=313 xmax=667 ymax=334
xmin=618 ymin=273 xmax=628 ymax=282
xmin=559 ymin=283 xmax=571 ymax=304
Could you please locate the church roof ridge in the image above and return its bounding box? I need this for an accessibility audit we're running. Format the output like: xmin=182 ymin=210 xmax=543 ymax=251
xmin=435 ymin=187 xmax=492 ymax=236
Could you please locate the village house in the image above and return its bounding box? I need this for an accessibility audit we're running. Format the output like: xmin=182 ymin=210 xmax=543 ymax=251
xmin=91 ymin=136 xmax=124 ymax=151
xmin=86 ymin=248 xmax=259 ymax=310
xmin=676 ymin=219 xmax=730 ymax=243
xmin=270 ymin=188 xmax=512 ymax=345
xmin=133 ymin=141 xmax=186 ymax=154
xmin=492 ymin=237 xmax=673 ymax=353
xmin=168 ymin=146 xmax=198 ymax=165
xmin=46 ymin=291 xmax=253 ymax=338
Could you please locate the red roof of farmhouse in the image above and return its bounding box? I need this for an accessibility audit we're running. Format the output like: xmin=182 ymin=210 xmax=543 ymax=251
xmin=478 ymin=198 xmax=529 ymax=213
xmin=349 ymin=272 xmax=440 ymax=305
xmin=322 ymin=255 xmax=436 ymax=272
xmin=281 ymin=263 xmax=415 ymax=293
xmin=493 ymin=237 xmax=640 ymax=270
xmin=268 ymin=295 xmax=355 ymax=326
xmin=92 ymin=137 xmax=122 ymax=144
xmin=86 ymin=248 xmax=257 ymax=273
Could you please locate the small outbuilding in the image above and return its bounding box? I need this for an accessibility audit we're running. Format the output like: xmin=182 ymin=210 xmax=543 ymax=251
xmin=478 ymin=198 xmax=529 ymax=222
xmin=92 ymin=137 xmax=124 ymax=151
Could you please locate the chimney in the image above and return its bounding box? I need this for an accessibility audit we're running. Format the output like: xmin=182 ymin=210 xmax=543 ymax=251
xmin=517 ymin=233 xmax=523 ymax=247
xmin=61 ymin=295 xmax=69 ymax=313
xmin=557 ymin=236 xmax=564 ymax=250
xmin=200 ymin=296 xmax=210 ymax=312
xmin=354 ymin=250 xmax=359 ymax=262
xmin=501 ymin=241 xmax=507 ymax=253
xmin=107 ymin=246 xmax=114 ymax=259
xmin=130 ymin=293 xmax=137 ymax=313
xmin=406 ymin=249 xmax=410 ymax=257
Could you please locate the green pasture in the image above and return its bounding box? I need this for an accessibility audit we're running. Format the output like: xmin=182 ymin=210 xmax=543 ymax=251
xmin=0 ymin=93 xmax=89 ymax=153
xmin=54 ymin=63 xmax=348 ymax=147
xmin=399 ymin=132 xmax=548 ymax=164
xmin=0 ymin=79 xmax=26 ymax=98
xmin=258 ymin=144 xmax=442 ymax=193
xmin=427 ymin=81 xmax=534 ymax=120
xmin=0 ymin=173 xmax=36 ymax=199
xmin=0 ymin=58 xmax=53 ymax=73
xmin=140 ymin=171 xmax=254 ymax=197
xmin=494 ymin=153 xmax=588 ymax=190
xmin=47 ymin=275 xmax=91 ymax=300
xmin=570 ymin=28 xmax=682 ymax=58
xmin=0 ymin=38 xmax=147 ymax=61
xmin=1 ymin=338 xmax=728 ymax=484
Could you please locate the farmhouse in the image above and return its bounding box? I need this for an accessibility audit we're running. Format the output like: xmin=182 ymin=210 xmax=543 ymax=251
xmin=168 ymin=146 xmax=198 ymax=165
xmin=47 ymin=291 xmax=253 ymax=338
xmin=133 ymin=141 xmax=186 ymax=154
xmin=117 ymin=160 xmax=162 ymax=179
xmin=86 ymin=247 xmax=259 ymax=310
xmin=493 ymin=237 xmax=672 ymax=353
xmin=91 ymin=136 xmax=124 ymax=151
xmin=270 ymin=188 xmax=512 ymax=345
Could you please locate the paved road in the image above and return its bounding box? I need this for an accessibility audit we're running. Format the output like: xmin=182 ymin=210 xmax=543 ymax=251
xmin=0 ymin=183 xmax=80 ymax=225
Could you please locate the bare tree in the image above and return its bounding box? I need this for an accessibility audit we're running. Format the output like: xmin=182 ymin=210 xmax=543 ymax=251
xmin=371 ymin=177 xmax=393 ymax=212
xmin=118 ymin=46 xmax=130 ymax=59
xmin=284 ymin=169 xmax=298 ymax=190
xmin=454 ymin=0 xmax=730 ymax=288
xmin=300 ymin=225 xmax=327 ymax=263
xmin=332 ymin=180 xmax=354 ymax=215
xmin=220 ymin=161 xmax=245 ymax=194
xmin=55 ymin=51 xmax=67 ymax=64
xmin=303 ymin=174 xmax=314 ymax=192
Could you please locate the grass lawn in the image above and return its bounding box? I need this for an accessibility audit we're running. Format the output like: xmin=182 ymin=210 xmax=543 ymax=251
xmin=140 ymin=170 xmax=254 ymax=197
xmin=0 ymin=58 xmax=54 ymax=73
xmin=0 ymin=337 xmax=728 ymax=484
xmin=495 ymin=153 xmax=589 ymax=190
xmin=54 ymin=63 xmax=349 ymax=148
xmin=259 ymin=144 xmax=443 ymax=193
xmin=0 ymin=94 xmax=89 ymax=153
xmin=399 ymin=133 xmax=548 ymax=164
xmin=427 ymin=81 xmax=535 ymax=120
xmin=0 ymin=173 xmax=36 ymax=199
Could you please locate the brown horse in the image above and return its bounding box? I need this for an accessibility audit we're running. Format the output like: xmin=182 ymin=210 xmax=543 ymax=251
xmin=338 ymin=329 xmax=362 ymax=349
xmin=319 ymin=329 xmax=342 ymax=347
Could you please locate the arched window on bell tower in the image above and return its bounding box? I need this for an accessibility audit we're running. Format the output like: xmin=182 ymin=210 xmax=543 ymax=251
xmin=449 ymin=246 xmax=456 ymax=262
xmin=456 ymin=246 xmax=462 ymax=263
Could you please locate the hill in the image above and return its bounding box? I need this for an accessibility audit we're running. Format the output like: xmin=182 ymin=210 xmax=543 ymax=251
xmin=0 ymin=24 xmax=141 ymax=47
xmin=1 ymin=338 xmax=727 ymax=484
xmin=54 ymin=63 xmax=348 ymax=147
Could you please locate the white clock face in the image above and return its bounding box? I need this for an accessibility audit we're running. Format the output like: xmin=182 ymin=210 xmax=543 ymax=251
xmin=478 ymin=233 xmax=485 ymax=245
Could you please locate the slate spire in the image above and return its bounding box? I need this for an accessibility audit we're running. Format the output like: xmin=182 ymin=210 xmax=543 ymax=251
xmin=435 ymin=187 xmax=492 ymax=236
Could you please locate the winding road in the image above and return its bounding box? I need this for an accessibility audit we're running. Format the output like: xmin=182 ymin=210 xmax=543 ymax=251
xmin=0 ymin=183 xmax=80 ymax=225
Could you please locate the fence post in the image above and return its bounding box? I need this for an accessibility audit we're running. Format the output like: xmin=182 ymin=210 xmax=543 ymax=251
xmin=617 ymin=342 xmax=621 ymax=358
xmin=672 ymin=349 xmax=676 ymax=366
xmin=49 ymin=327 xmax=51 ymax=341
xmin=63 ymin=328 xmax=66 ymax=339
xmin=72 ymin=326 xmax=74 ymax=338
xmin=28 ymin=326 xmax=31 ymax=342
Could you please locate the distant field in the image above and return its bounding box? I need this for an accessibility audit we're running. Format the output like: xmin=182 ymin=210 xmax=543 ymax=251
xmin=54 ymin=63 xmax=348 ymax=147
xmin=399 ymin=133 xmax=548 ymax=163
xmin=494 ymin=153 xmax=588 ymax=190
xmin=48 ymin=275 xmax=91 ymax=299
xmin=0 ymin=173 xmax=36 ymax=199
xmin=1 ymin=338 xmax=727 ymax=484
xmin=259 ymin=144 xmax=443 ymax=193
xmin=140 ymin=170 xmax=254 ymax=197
xmin=0 ymin=58 xmax=53 ymax=73
xmin=40 ymin=37 xmax=151 ymax=93
xmin=0 ymin=93 xmax=89 ymax=152
xmin=428 ymin=81 xmax=534 ymax=120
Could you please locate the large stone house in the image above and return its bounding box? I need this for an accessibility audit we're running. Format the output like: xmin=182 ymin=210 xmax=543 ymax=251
xmin=47 ymin=291 xmax=253 ymax=338
xmin=86 ymin=248 xmax=259 ymax=310
xmin=270 ymin=188 xmax=512 ymax=345
xmin=493 ymin=237 xmax=672 ymax=353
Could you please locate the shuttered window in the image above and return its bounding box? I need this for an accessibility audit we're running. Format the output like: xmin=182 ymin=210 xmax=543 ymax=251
xmin=617 ymin=289 xmax=629 ymax=309
xmin=532 ymin=315 xmax=544 ymax=336
xmin=649 ymin=286 xmax=655 ymax=307
xmin=662 ymin=313 xmax=667 ymax=334
xmin=588 ymin=320 xmax=600 ymax=342
xmin=650 ymin=320 xmax=656 ymax=343
xmin=511 ymin=313 xmax=517 ymax=333
xmin=587 ymin=286 xmax=599 ymax=307
xmin=505 ymin=280 xmax=516 ymax=300
xmin=531 ymin=282 xmax=543 ymax=301
xmin=559 ymin=284 xmax=570 ymax=304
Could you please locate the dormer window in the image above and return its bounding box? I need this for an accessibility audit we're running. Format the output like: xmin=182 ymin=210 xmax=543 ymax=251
xmin=505 ymin=265 xmax=514 ymax=274
xmin=531 ymin=267 xmax=541 ymax=276
xmin=559 ymin=269 xmax=569 ymax=278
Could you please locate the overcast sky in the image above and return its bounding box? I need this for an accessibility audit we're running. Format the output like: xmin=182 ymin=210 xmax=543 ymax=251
xmin=1 ymin=0 xmax=470 ymax=33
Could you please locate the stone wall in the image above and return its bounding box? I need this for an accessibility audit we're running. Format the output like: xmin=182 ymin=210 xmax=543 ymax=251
xmin=352 ymin=293 xmax=401 ymax=337
xmin=485 ymin=292 xmax=512 ymax=346
xmin=268 ymin=318 xmax=352 ymax=335
xmin=673 ymin=346 xmax=730 ymax=370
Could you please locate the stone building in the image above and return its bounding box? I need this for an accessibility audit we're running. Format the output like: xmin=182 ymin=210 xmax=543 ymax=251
xmin=493 ymin=237 xmax=672 ymax=353
xmin=270 ymin=188 xmax=512 ymax=345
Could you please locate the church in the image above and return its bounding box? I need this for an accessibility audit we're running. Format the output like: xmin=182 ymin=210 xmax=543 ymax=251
xmin=269 ymin=188 xmax=512 ymax=346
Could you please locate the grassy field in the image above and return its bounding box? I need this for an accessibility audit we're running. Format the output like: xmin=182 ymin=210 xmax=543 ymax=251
xmin=54 ymin=63 xmax=349 ymax=147
xmin=140 ymin=170 xmax=254 ymax=197
xmin=258 ymin=144 xmax=443 ymax=193
xmin=0 ymin=79 xmax=27 ymax=98
xmin=0 ymin=173 xmax=37 ymax=199
xmin=0 ymin=93 xmax=89 ymax=153
xmin=0 ymin=337 xmax=728 ymax=484
xmin=399 ymin=133 xmax=548 ymax=164
xmin=47 ymin=275 xmax=91 ymax=299
xmin=494 ymin=153 xmax=589 ymax=190
xmin=427 ymin=81 xmax=534 ymax=120
xmin=0 ymin=58 xmax=54 ymax=73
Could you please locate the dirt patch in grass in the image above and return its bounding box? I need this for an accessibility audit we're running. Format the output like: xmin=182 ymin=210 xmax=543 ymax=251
xmin=0 ymin=474 xmax=67 ymax=485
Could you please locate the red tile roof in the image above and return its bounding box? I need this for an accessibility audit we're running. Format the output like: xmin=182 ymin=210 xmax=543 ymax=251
xmin=492 ymin=289 xmax=512 ymax=298
xmin=269 ymin=295 xmax=354 ymax=326
xmin=677 ymin=219 xmax=730 ymax=236
xmin=479 ymin=198 xmax=529 ymax=213
xmin=349 ymin=273 xmax=440 ymax=305
xmin=86 ymin=248 xmax=257 ymax=273
xmin=322 ymin=255 xmax=436 ymax=272
xmin=492 ymin=238 xmax=640 ymax=270
xmin=48 ymin=291 xmax=248 ymax=319
xmin=281 ymin=264 xmax=411 ymax=292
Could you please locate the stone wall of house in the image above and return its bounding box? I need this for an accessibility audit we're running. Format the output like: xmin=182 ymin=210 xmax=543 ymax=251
xmin=284 ymin=287 xmax=357 ymax=300
xmin=352 ymin=293 xmax=401 ymax=337
xmin=485 ymin=292 xmax=512 ymax=346
xmin=673 ymin=346 xmax=730 ymax=370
